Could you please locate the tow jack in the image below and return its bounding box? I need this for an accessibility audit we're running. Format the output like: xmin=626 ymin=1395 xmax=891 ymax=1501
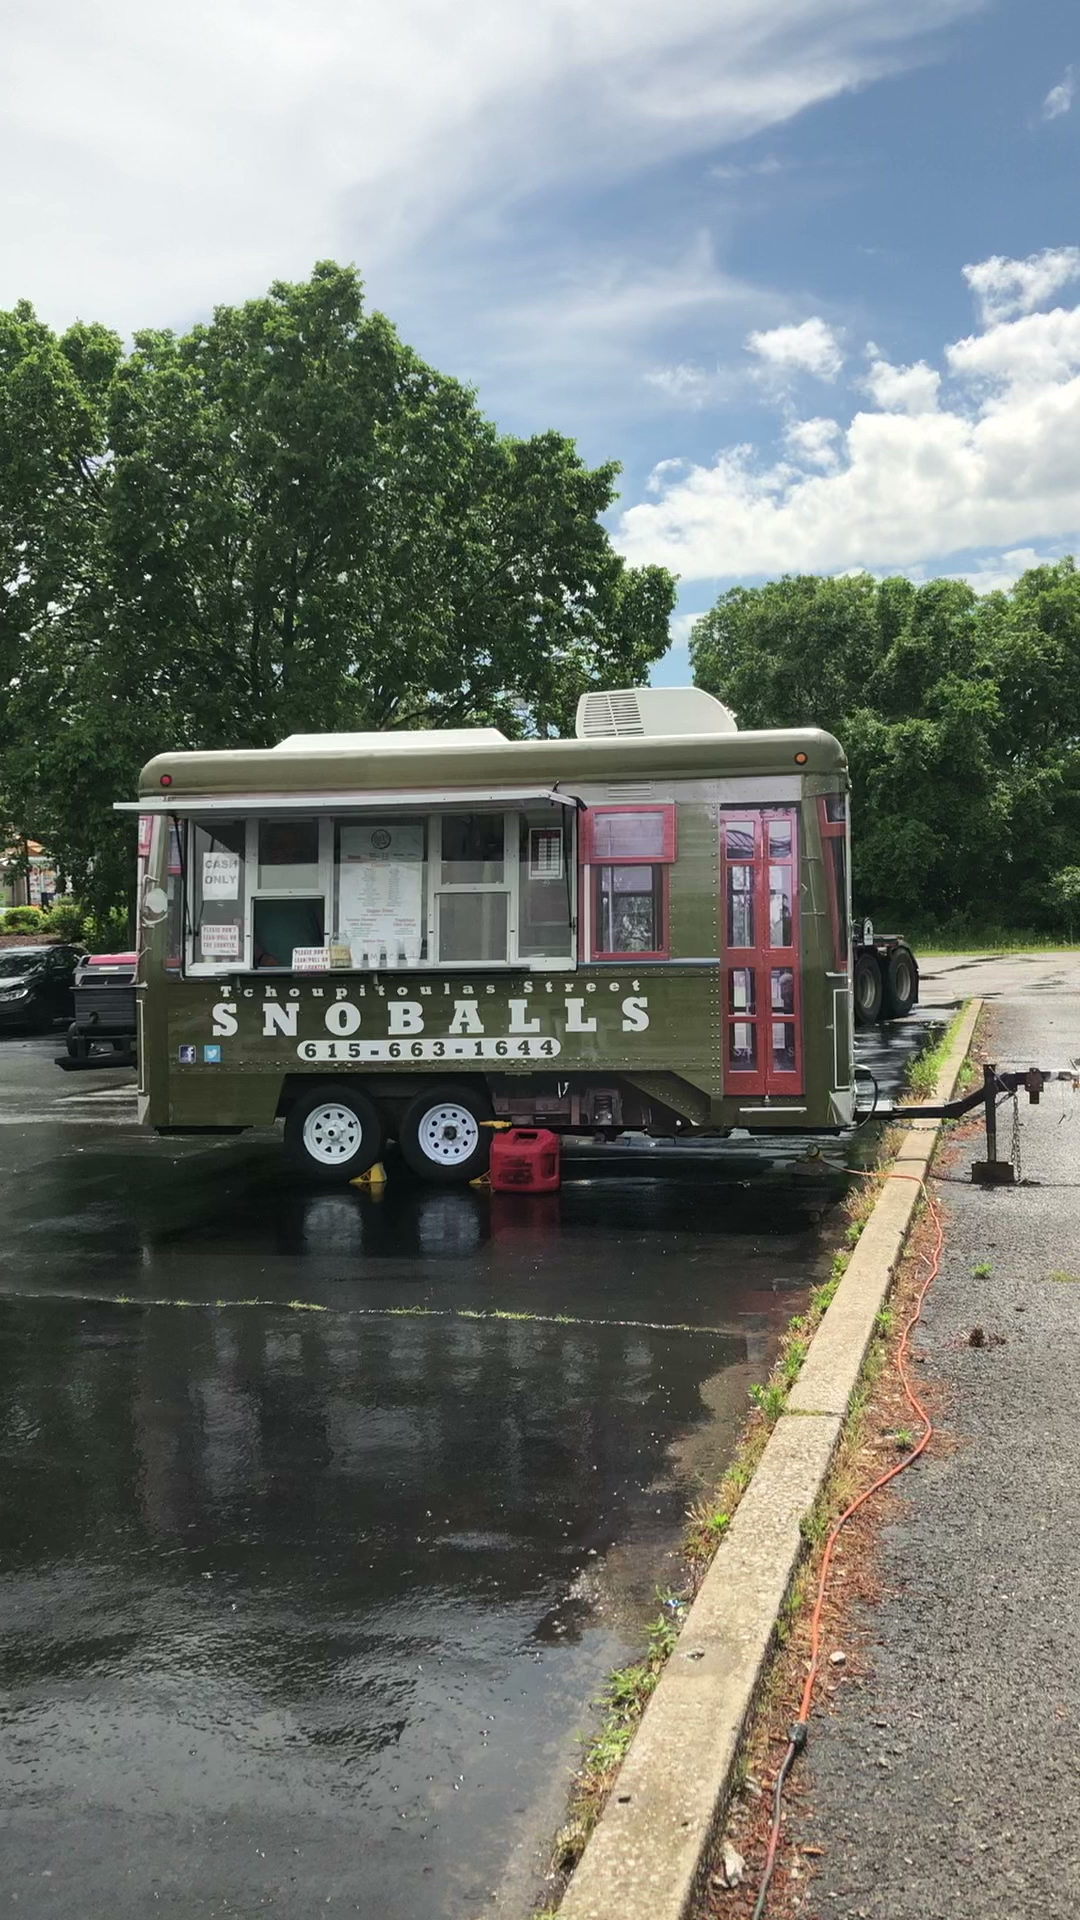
xmin=889 ymin=1063 xmax=1078 ymax=1185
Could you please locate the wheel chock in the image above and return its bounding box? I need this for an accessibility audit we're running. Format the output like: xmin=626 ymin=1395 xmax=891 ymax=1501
xmin=350 ymin=1161 xmax=387 ymax=1191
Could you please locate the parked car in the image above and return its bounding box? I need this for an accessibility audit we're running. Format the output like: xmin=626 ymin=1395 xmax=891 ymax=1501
xmin=57 ymin=951 xmax=138 ymax=1070
xmin=0 ymin=944 xmax=85 ymax=1031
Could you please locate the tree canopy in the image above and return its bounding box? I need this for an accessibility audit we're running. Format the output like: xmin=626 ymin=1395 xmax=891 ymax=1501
xmin=690 ymin=565 xmax=1080 ymax=933
xmin=0 ymin=262 xmax=675 ymax=913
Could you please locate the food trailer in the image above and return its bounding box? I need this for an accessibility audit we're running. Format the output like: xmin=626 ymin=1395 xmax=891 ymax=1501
xmin=117 ymin=688 xmax=854 ymax=1182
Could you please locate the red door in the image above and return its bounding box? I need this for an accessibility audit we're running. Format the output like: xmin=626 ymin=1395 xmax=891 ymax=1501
xmin=721 ymin=809 xmax=802 ymax=1097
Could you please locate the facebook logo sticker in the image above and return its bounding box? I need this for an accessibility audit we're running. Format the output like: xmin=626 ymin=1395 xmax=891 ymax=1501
xmin=178 ymin=1045 xmax=196 ymax=1064
xmin=203 ymin=1045 xmax=222 ymax=1064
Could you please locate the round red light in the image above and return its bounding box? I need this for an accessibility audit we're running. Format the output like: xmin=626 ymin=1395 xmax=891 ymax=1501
xmin=794 ymin=752 xmax=808 ymax=765
xmin=160 ymin=773 xmax=173 ymax=787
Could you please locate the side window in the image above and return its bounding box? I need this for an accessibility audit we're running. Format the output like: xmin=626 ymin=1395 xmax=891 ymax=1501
xmin=434 ymin=813 xmax=510 ymax=964
xmin=581 ymin=807 xmax=675 ymax=960
xmin=818 ymin=794 xmax=850 ymax=970
xmin=251 ymin=818 xmax=327 ymax=971
xmin=518 ymin=813 xmax=573 ymax=959
xmin=191 ymin=821 xmax=246 ymax=968
xmin=166 ymin=823 xmax=184 ymax=974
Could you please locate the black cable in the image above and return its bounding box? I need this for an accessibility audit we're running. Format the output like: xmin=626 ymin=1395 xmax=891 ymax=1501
xmin=750 ymin=1720 xmax=808 ymax=1920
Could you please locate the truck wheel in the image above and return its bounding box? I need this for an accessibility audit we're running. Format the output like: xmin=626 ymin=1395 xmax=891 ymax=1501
xmin=284 ymin=1083 xmax=383 ymax=1182
xmin=884 ymin=945 xmax=919 ymax=1018
xmin=399 ymin=1084 xmax=493 ymax=1184
xmin=854 ymin=950 xmax=884 ymax=1025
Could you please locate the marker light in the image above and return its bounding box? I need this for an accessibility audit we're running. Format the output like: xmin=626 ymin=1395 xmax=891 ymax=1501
xmin=794 ymin=752 xmax=808 ymax=765
xmin=160 ymin=773 xmax=173 ymax=786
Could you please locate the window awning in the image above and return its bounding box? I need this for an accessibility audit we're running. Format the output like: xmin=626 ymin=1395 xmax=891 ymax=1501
xmin=114 ymin=787 xmax=583 ymax=817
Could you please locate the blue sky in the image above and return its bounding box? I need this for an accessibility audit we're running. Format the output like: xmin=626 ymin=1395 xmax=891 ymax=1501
xmin=2 ymin=0 xmax=1078 ymax=683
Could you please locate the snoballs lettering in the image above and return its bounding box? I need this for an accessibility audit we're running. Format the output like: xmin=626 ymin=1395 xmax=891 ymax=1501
xmin=208 ymin=977 xmax=651 ymax=1054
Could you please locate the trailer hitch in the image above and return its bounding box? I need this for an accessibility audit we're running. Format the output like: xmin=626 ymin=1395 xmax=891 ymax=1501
xmin=884 ymin=1063 xmax=1078 ymax=1185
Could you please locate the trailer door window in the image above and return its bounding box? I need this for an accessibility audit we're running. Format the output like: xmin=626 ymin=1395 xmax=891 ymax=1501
xmin=721 ymin=808 xmax=802 ymax=1096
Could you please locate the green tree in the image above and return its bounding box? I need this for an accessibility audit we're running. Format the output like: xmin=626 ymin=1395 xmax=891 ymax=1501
xmin=1 ymin=264 xmax=674 ymax=917
xmin=690 ymin=564 xmax=1080 ymax=933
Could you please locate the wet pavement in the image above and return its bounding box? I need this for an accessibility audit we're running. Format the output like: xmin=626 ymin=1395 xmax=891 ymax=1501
xmin=0 ymin=1015 xmax=940 ymax=1919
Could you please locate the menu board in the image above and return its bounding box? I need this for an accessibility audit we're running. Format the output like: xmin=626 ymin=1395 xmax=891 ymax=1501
xmin=338 ymin=823 xmax=424 ymax=966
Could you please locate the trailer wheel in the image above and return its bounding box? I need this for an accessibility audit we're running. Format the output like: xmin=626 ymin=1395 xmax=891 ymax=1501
xmin=884 ymin=945 xmax=919 ymax=1019
xmin=284 ymin=1083 xmax=383 ymax=1182
xmin=854 ymin=950 xmax=884 ymax=1025
xmin=399 ymin=1084 xmax=493 ymax=1184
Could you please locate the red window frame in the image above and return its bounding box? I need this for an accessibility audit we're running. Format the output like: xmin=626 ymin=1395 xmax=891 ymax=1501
xmin=721 ymin=808 xmax=803 ymax=1097
xmin=580 ymin=806 xmax=676 ymax=962
xmin=590 ymin=863 xmax=671 ymax=961
xmin=579 ymin=805 xmax=677 ymax=865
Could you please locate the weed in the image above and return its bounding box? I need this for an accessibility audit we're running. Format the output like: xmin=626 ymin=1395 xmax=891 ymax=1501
xmin=907 ymin=1002 xmax=971 ymax=1099
xmin=972 ymin=1261 xmax=992 ymax=1279
xmin=844 ymin=1218 xmax=865 ymax=1248
xmin=893 ymin=1427 xmax=915 ymax=1450
xmin=875 ymin=1307 xmax=895 ymax=1335
xmin=1049 ymin=1270 xmax=1080 ymax=1283
xmin=749 ymin=1380 xmax=787 ymax=1419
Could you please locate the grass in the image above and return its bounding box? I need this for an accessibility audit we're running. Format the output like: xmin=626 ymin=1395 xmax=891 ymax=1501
xmin=907 ymin=1002 xmax=971 ymax=1097
xmin=903 ymin=922 xmax=1080 ymax=954
xmin=972 ymin=1261 xmax=993 ymax=1279
xmin=546 ymin=1601 xmax=686 ymax=1881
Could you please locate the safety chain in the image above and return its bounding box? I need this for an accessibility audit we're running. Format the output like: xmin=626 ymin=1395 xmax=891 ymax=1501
xmin=1010 ymin=1091 xmax=1022 ymax=1183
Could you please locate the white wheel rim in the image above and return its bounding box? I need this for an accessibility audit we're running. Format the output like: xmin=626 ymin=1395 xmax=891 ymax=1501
xmin=302 ymin=1103 xmax=363 ymax=1165
xmin=417 ymin=1103 xmax=479 ymax=1166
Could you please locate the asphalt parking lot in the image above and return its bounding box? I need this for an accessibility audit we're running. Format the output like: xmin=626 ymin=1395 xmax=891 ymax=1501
xmin=0 ymin=1003 xmax=941 ymax=1918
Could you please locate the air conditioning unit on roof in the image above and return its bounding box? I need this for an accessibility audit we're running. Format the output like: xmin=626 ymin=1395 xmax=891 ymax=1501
xmin=575 ymin=687 xmax=737 ymax=740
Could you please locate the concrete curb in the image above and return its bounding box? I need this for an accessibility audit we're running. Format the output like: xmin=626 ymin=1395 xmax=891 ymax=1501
xmin=557 ymin=999 xmax=982 ymax=1920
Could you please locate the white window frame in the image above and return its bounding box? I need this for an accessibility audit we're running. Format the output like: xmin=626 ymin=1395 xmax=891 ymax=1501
xmin=183 ymin=807 xmax=577 ymax=975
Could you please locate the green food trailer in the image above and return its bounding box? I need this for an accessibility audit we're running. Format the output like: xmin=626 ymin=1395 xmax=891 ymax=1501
xmin=118 ymin=687 xmax=854 ymax=1182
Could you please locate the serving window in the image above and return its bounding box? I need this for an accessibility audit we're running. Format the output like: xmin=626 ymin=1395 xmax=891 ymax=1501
xmin=182 ymin=805 xmax=575 ymax=974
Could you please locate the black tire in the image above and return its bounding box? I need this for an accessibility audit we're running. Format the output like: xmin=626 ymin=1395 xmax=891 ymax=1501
xmin=284 ymin=1082 xmax=383 ymax=1183
xmin=398 ymin=1083 xmax=493 ymax=1184
xmin=853 ymin=949 xmax=884 ymax=1025
xmin=883 ymin=945 xmax=919 ymax=1019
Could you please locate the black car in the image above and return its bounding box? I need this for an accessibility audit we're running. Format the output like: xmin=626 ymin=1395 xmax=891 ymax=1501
xmin=0 ymin=945 xmax=85 ymax=1031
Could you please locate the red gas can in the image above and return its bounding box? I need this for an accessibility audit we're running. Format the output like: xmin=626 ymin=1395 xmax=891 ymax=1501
xmin=489 ymin=1127 xmax=562 ymax=1193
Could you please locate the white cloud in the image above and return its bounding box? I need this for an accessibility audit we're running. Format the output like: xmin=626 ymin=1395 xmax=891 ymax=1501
xmin=785 ymin=416 xmax=842 ymax=465
xmin=746 ymin=316 xmax=844 ymax=380
xmin=645 ymin=362 xmax=715 ymax=403
xmin=864 ymin=356 xmax=940 ymax=413
xmin=941 ymin=548 xmax=1060 ymax=593
xmin=617 ymin=266 xmax=1080 ymax=581
xmin=947 ymin=305 xmax=1080 ymax=388
xmin=1042 ymin=66 xmax=1076 ymax=121
xmin=962 ymin=247 xmax=1080 ymax=325
xmin=0 ymin=0 xmax=985 ymax=333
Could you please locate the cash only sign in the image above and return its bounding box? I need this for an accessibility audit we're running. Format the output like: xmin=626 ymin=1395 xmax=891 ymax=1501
xmin=204 ymin=973 xmax=652 ymax=1064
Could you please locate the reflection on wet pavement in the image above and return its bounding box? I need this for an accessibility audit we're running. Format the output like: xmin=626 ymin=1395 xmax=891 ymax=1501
xmin=0 ymin=1012 xmax=942 ymax=1918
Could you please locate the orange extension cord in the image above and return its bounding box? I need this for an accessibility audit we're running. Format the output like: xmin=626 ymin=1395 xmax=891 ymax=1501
xmin=750 ymin=1176 xmax=944 ymax=1920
